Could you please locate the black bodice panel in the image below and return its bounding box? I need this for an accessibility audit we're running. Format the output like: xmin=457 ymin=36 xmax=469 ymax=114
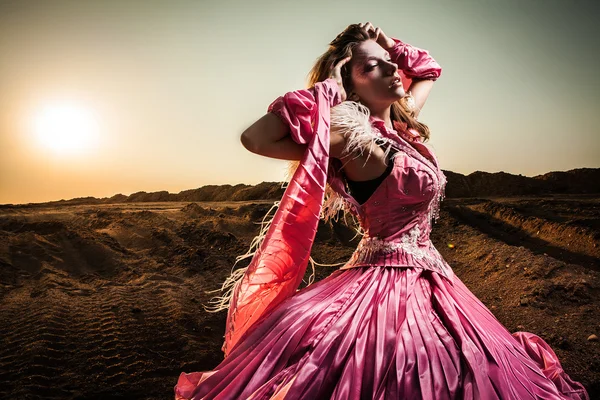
xmin=345 ymin=156 xmax=395 ymax=205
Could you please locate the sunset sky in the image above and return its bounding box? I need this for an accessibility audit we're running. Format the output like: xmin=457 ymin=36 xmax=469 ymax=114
xmin=1 ymin=0 xmax=598 ymax=205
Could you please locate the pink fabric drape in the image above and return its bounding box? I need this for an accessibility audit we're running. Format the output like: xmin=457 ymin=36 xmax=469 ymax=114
xmin=221 ymin=78 xmax=342 ymax=357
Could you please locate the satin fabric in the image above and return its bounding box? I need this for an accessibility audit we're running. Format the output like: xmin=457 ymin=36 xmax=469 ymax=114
xmin=216 ymin=78 xmax=342 ymax=357
xmin=175 ymin=267 xmax=589 ymax=399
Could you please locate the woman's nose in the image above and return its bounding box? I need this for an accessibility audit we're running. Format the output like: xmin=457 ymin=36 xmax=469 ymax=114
xmin=385 ymin=61 xmax=398 ymax=74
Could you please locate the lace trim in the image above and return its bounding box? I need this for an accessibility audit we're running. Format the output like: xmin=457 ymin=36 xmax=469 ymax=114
xmin=355 ymin=224 xmax=432 ymax=261
xmin=347 ymin=224 xmax=454 ymax=281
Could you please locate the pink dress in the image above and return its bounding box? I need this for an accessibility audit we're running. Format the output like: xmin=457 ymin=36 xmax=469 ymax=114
xmin=174 ymin=80 xmax=590 ymax=399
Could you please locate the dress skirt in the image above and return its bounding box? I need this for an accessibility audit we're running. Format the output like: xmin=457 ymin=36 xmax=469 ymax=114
xmin=174 ymin=266 xmax=589 ymax=400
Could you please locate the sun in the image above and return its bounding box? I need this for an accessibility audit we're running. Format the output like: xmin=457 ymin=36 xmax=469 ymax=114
xmin=32 ymin=102 xmax=99 ymax=155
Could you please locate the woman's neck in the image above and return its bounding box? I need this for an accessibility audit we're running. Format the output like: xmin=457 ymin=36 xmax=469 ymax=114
xmin=368 ymin=105 xmax=393 ymax=130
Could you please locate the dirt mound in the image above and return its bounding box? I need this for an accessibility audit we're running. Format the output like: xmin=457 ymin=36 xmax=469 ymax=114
xmin=442 ymin=168 xmax=600 ymax=198
xmin=535 ymin=168 xmax=600 ymax=194
xmin=180 ymin=203 xmax=217 ymax=217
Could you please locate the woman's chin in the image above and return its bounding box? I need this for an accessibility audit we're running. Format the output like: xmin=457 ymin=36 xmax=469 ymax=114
xmin=390 ymin=87 xmax=405 ymax=100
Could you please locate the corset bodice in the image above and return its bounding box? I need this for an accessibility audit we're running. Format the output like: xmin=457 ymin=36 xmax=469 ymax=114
xmin=333 ymin=118 xmax=454 ymax=283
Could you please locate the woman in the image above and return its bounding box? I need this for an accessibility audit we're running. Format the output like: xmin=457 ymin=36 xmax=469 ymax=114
xmin=174 ymin=23 xmax=589 ymax=399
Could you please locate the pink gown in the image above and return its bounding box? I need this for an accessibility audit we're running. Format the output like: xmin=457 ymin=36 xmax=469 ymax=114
xmin=174 ymin=79 xmax=590 ymax=399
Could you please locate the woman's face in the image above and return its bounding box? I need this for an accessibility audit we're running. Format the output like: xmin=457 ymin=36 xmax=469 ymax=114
xmin=346 ymin=39 xmax=405 ymax=108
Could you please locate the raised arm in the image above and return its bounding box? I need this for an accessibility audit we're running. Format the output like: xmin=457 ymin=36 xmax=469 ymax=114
xmin=386 ymin=36 xmax=441 ymax=119
xmin=240 ymin=113 xmax=307 ymax=160
xmin=359 ymin=22 xmax=441 ymax=119
xmin=241 ymin=112 xmax=348 ymax=161
xmin=241 ymin=61 xmax=349 ymax=161
xmin=405 ymin=79 xmax=435 ymax=119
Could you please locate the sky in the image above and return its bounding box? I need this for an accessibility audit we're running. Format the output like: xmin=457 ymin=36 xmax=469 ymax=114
xmin=0 ymin=0 xmax=598 ymax=205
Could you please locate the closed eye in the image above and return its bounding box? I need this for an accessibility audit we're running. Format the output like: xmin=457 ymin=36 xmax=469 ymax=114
xmin=366 ymin=59 xmax=394 ymax=70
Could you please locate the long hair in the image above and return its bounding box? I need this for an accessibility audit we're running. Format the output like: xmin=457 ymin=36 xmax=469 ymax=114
xmin=285 ymin=23 xmax=432 ymax=182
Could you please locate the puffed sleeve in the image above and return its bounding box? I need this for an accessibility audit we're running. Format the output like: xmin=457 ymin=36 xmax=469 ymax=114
xmin=267 ymin=78 xmax=343 ymax=145
xmin=388 ymin=37 xmax=442 ymax=82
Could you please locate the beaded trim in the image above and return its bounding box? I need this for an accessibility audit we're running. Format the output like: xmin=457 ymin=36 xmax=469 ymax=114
xmin=428 ymin=171 xmax=447 ymax=224
xmin=355 ymin=224 xmax=432 ymax=261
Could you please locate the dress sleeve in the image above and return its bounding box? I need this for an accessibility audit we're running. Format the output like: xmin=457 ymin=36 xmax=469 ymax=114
xmin=267 ymin=78 xmax=343 ymax=145
xmin=387 ymin=37 xmax=442 ymax=82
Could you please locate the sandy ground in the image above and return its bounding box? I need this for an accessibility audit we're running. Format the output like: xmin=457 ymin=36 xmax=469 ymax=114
xmin=0 ymin=195 xmax=598 ymax=399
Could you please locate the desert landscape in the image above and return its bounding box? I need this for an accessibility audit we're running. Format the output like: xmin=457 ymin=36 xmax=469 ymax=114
xmin=0 ymin=167 xmax=599 ymax=399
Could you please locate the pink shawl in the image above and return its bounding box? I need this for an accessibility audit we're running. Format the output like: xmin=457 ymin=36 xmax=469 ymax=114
xmin=219 ymin=78 xmax=342 ymax=357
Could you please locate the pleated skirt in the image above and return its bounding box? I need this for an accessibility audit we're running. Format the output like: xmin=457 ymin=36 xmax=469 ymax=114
xmin=174 ymin=266 xmax=589 ymax=400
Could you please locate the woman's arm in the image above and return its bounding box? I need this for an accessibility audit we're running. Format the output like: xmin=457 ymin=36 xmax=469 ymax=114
xmin=405 ymin=78 xmax=435 ymax=119
xmin=240 ymin=113 xmax=306 ymax=160
xmin=241 ymin=63 xmax=349 ymax=161
xmin=240 ymin=113 xmax=347 ymax=161
xmin=387 ymin=37 xmax=441 ymax=119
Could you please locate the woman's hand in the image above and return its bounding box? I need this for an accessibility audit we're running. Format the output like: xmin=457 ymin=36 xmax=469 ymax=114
xmin=359 ymin=22 xmax=395 ymax=50
xmin=328 ymin=56 xmax=351 ymax=101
